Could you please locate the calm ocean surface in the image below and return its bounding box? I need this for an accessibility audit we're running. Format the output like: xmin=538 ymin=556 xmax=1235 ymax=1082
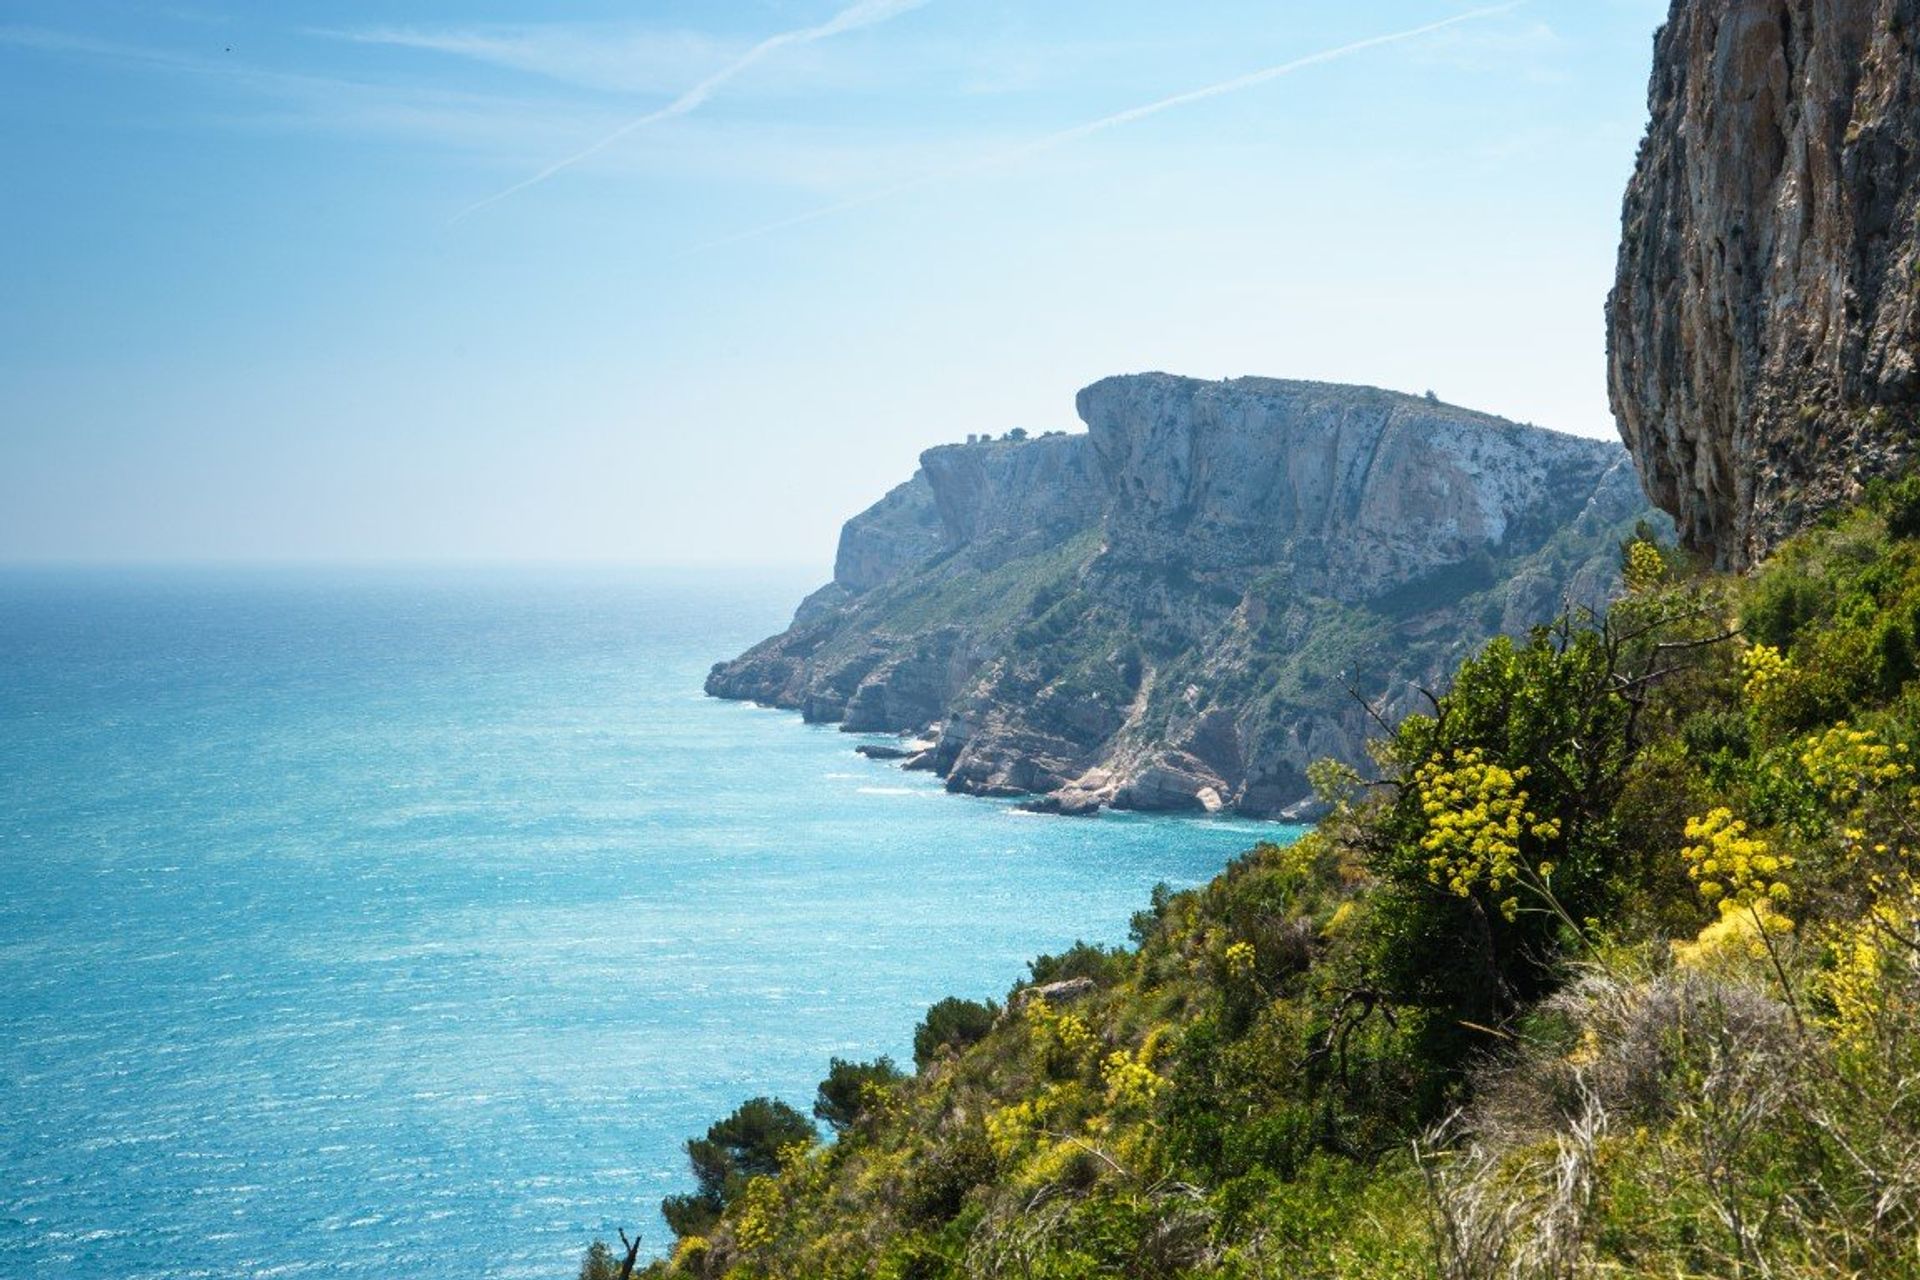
xmin=0 ymin=567 xmax=1293 ymax=1278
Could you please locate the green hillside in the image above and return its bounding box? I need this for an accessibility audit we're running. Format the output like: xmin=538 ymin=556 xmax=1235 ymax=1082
xmin=602 ymin=474 xmax=1920 ymax=1279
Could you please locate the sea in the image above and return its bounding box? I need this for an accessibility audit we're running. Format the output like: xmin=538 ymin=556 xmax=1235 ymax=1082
xmin=0 ymin=566 xmax=1296 ymax=1278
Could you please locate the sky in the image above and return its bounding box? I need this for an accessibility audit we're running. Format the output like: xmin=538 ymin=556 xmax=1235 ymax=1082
xmin=0 ymin=0 xmax=1671 ymax=566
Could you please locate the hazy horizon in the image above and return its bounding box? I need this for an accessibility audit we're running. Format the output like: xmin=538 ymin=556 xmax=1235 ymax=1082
xmin=1 ymin=0 xmax=1668 ymax=564
xmin=0 ymin=555 xmax=834 ymax=570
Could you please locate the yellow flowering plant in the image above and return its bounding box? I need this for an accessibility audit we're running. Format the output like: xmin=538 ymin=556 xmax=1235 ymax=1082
xmin=1622 ymin=539 xmax=1668 ymax=594
xmin=1101 ymin=1048 xmax=1166 ymax=1112
xmin=1377 ymin=616 xmax=1695 ymax=1022
xmin=1740 ymin=642 xmax=1792 ymax=707
xmin=1795 ymin=721 xmax=1920 ymax=962
xmin=1680 ymin=807 xmax=1793 ymax=915
xmin=1679 ymin=805 xmax=1806 ymax=1026
xmin=1817 ymin=915 xmax=1893 ymax=1055
xmin=1024 ymin=997 xmax=1095 ymax=1079
xmin=731 ymin=1175 xmax=785 ymax=1253
xmin=984 ymin=1083 xmax=1081 ymax=1161
xmin=1800 ymin=722 xmax=1914 ymax=805
xmin=1413 ymin=746 xmax=1563 ymax=923
xmin=1222 ymin=939 xmax=1257 ymax=984
xmin=670 ymin=1235 xmax=711 ymax=1270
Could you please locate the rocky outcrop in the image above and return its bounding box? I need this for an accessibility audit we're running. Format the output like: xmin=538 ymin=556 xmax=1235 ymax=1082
xmin=708 ymin=374 xmax=1660 ymax=817
xmin=1081 ymin=376 xmax=1633 ymax=597
xmin=1010 ymin=978 xmax=1098 ymax=1010
xmin=833 ymin=474 xmax=943 ymax=594
xmin=920 ymin=432 xmax=1105 ymax=560
xmin=1609 ymin=0 xmax=1920 ymax=567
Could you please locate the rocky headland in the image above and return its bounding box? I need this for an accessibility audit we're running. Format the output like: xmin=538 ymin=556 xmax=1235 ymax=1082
xmin=708 ymin=374 xmax=1658 ymax=817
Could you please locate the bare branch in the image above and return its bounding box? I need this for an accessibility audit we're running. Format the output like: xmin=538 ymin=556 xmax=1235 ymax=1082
xmin=1342 ymin=674 xmax=1397 ymax=738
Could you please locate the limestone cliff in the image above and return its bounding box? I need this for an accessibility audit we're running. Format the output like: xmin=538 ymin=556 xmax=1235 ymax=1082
xmin=708 ymin=374 xmax=1658 ymax=817
xmin=1609 ymin=0 xmax=1920 ymax=567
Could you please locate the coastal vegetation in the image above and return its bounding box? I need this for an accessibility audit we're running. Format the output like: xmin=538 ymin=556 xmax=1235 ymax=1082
xmin=601 ymin=474 xmax=1920 ymax=1278
xmin=595 ymin=3 xmax=1920 ymax=1268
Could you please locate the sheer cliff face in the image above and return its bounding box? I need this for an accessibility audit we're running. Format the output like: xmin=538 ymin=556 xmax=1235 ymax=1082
xmin=1080 ymin=376 xmax=1627 ymax=598
xmin=919 ymin=432 xmax=1106 ymax=563
xmin=832 ymin=475 xmax=942 ymax=595
xmin=708 ymin=375 xmax=1657 ymax=817
xmin=1609 ymin=0 xmax=1920 ymax=568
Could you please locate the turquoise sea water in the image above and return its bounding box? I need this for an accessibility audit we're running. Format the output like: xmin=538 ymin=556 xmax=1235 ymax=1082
xmin=0 ymin=568 xmax=1294 ymax=1278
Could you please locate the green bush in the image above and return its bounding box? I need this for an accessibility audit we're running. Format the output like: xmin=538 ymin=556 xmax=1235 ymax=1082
xmin=812 ymin=1056 xmax=903 ymax=1133
xmin=662 ymin=1096 xmax=816 ymax=1239
xmin=1742 ymin=569 xmax=1830 ymax=647
xmin=1877 ymin=468 xmax=1920 ymax=539
xmin=902 ymin=1120 xmax=996 ymax=1224
xmin=578 ymin=1240 xmax=619 ymax=1280
xmin=1024 ymin=940 xmax=1127 ymax=988
xmin=911 ymin=996 xmax=998 ymax=1069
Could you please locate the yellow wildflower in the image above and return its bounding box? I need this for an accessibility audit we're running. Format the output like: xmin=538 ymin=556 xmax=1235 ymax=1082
xmin=1101 ymin=1048 xmax=1166 ymax=1111
xmin=732 ymin=1176 xmax=784 ymax=1252
xmin=1800 ymin=722 xmax=1914 ymax=806
xmin=1740 ymin=643 xmax=1791 ymax=705
xmin=1223 ymin=940 xmax=1257 ymax=983
xmin=1414 ymin=747 xmax=1560 ymax=921
xmin=1622 ymin=539 xmax=1668 ymax=593
xmin=1681 ymin=807 xmax=1793 ymax=916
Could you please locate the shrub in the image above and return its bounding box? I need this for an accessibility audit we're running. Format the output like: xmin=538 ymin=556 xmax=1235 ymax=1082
xmin=912 ymin=997 xmax=998 ymax=1069
xmin=1879 ymin=469 xmax=1920 ymax=540
xmin=1127 ymin=882 xmax=1175 ymax=946
xmin=1025 ymin=997 xmax=1096 ymax=1079
xmin=578 ymin=1241 xmax=618 ymax=1280
xmin=1622 ymin=537 xmax=1669 ymax=593
xmin=1875 ymin=614 xmax=1917 ymax=693
xmin=1370 ymin=624 xmax=1641 ymax=1033
xmin=903 ymin=1121 xmax=997 ymax=1224
xmin=1026 ymin=940 xmax=1126 ymax=988
xmin=813 ymin=1056 xmax=904 ymax=1133
xmin=1742 ymin=571 xmax=1829 ymax=648
xmin=662 ymin=1097 xmax=816 ymax=1239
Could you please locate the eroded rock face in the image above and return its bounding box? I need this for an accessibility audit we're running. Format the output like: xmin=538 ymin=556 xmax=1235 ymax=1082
xmin=707 ymin=375 xmax=1660 ymax=816
xmin=1082 ymin=375 xmax=1627 ymax=598
xmin=833 ymin=474 xmax=943 ymax=595
xmin=919 ymin=432 xmax=1105 ymax=562
xmin=1609 ymin=0 xmax=1920 ymax=567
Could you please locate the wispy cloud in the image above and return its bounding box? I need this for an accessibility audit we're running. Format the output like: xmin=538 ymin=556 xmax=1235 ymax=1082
xmin=322 ymin=23 xmax=734 ymax=96
xmin=1408 ymin=18 xmax=1566 ymax=82
xmin=448 ymin=0 xmax=933 ymax=224
xmin=0 ymin=23 xmax=597 ymax=155
xmin=0 ymin=20 xmax=952 ymax=192
xmin=0 ymin=24 xmax=194 ymax=68
xmin=682 ymin=2 xmax=1531 ymax=256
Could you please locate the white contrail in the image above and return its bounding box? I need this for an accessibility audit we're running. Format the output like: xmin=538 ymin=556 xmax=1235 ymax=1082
xmin=450 ymin=0 xmax=931 ymax=223
xmin=684 ymin=1 xmax=1529 ymax=256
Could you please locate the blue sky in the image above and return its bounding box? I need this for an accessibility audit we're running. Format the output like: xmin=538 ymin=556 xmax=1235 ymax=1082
xmin=0 ymin=0 xmax=1669 ymax=564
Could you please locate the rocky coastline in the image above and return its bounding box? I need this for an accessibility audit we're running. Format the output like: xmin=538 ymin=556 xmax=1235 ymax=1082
xmin=709 ymin=373 xmax=1660 ymax=817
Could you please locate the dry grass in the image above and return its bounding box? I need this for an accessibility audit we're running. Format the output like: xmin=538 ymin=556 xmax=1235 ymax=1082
xmin=1422 ymin=967 xmax=1805 ymax=1280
